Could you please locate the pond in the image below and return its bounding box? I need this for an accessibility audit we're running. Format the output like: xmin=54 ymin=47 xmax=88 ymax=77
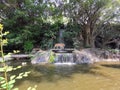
xmin=9 ymin=61 xmax=120 ymax=90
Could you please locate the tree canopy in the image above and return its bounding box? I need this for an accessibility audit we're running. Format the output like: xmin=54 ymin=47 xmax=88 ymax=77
xmin=0 ymin=0 xmax=120 ymax=52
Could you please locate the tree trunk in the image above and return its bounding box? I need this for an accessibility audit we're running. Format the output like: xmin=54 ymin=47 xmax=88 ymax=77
xmin=83 ymin=24 xmax=90 ymax=47
xmin=82 ymin=24 xmax=95 ymax=48
xmin=90 ymin=36 xmax=95 ymax=48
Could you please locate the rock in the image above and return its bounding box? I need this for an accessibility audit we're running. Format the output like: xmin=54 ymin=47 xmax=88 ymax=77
xmin=31 ymin=51 xmax=50 ymax=64
xmin=73 ymin=50 xmax=93 ymax=64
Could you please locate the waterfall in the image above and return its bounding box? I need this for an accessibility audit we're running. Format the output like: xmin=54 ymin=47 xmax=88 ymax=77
xmin=59 ymin=29 xmax=64 ymax=43
xmin=54 ymin=53 xmax=76 ymax=65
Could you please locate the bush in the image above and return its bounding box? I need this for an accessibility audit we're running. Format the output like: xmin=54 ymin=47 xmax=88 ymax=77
xmin=23 ymin=41 xmax=33 ymax=53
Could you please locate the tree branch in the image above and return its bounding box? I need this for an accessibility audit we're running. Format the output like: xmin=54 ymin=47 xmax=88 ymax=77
xmin=2 ymin=0 xmax=10 ymax=7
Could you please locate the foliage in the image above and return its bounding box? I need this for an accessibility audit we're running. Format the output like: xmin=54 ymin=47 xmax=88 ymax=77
xmin=24 ymin=41 xmax=33 ymax=53
xmin=49 ymin=51 xmax=55 ymax=63
xmin=64 ymin=23 xmax=81 ymax=48
xmin=0 ymin=0 xmax=120 ymax=50
xmin=0 ymin=24 xmax=36 ymax=90
xmin=0 ymin=66 xmax=31 ymax=90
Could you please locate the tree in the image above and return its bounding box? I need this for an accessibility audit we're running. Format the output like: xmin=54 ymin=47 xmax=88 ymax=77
xmin=0 ymin=0 xmax=120 ymax=50
xmin=64 ymin=0 xmax=119 ymax=48
xmin=0 ymin=0 xmax=47 ymax=51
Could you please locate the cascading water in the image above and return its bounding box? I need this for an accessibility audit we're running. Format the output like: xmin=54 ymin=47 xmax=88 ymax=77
xmin=31 ymin=48 xmax=93 ymax=65
xmin=54 ymin=53 xmax=76 ymax=65
xmin=59 ymin=29 xmax=64 ymax=43
xmin=53 ymin=28 xmax=76 ymax=65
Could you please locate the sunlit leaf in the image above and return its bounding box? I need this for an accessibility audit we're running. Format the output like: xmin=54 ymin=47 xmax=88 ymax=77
xmin=8 ymin=84 xmax=14 ymax=90
xmin=6 ymin=66 xmax=13 ymax=72
xmin=23 ymin=73 xmax=28 ymax=77
xmin=10 ymin=75 xmax=16 ymax=80
xmin=0 ymin=68 xmax=4 ymax=72
xmin=13 ymin=66 xmax=22 ymax=70
xmin=13 ymin=50 xmax=20 ymax=53
xmin=16 ymin=66 xmax=22 ymax=69
xmin=19 ymin=72 xmax=24 ymax=76
xmin=3 ymin=31 xmax=9 ymax=35
xmin=13 ymin=50 xmax=17 ymax=53
xmin=0 ymin=24 xmax=3 ymax=31
xmin=26 ymin=71 xmax=31 ymax=74
xmin=16 ymin=76 xmax=22 ymax=79
xmin=0 ymin=80 xmax=5 ymax=84
xmin=0 ymin=77 xmax=5 ymax=81
xmin=13 ymin=88 xmax=19 ymax=90
xmin=27 ymin=87 xmax=32 ymax=90
xmin=8 ymin=79 xmax=15 ymax=85
xmin=23 ymin=71 xmax=31 ymax=77
xmin=32 ymin=88 xmax=36 ymax=90
xmin=1 ymin=83 xmax=7 ymax=89
xmin=2 ymin=39 xmax=8 ymax=44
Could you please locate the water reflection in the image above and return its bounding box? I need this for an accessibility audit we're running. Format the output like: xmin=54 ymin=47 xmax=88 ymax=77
xmin=11 ymin=63 xmax=99 ymax=83
xmin=8 ymin=61 xmax=120 ymax=90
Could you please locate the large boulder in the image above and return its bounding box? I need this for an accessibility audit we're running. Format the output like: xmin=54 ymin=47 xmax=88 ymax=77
xmin=31 ymin=51 xmax=50 ymax=64
xmin=73 ymin=50 xmax=93 ymax=64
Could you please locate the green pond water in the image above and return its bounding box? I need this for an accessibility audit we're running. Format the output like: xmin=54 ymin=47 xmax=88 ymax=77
xmin=10 ymin=61 xmax=120 ymax=90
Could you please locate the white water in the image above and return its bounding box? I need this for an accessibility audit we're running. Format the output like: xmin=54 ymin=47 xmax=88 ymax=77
xmin=54 ymin=53 xmax=76 ymax=65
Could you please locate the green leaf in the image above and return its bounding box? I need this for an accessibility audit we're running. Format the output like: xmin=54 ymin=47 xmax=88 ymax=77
xmin=0 ymin=68 xmax=4 ymax=72
xmin=10 ymin=75 xmax=16 ymax=80
xmin=0 ymin=80 xmax=5 ymax=84
xmin=23 ymin=73 xmax=28 ymax=77
xmin=13 ymin=66 xmax=22 ymax=70
xmin=8 ymin=84 xmax=14 ymax=90
xmin=6 ymin=66 xmax=13 ymax=72
xmin=13 ymin=88 xmax=19 ymax=90
xmin=16 ymin=76 xmax=22 ymax=79
xmin=27 ymin=87 xmax=32 ymax=90
xmin=0 ymin=77 xmax=5 ymax=81
xmin=31 ymin=88 xmax=36 ymax=90
xmin=8 ymin=80 xmax=15 ymax=85
xmin=27 ymin=85 xmax=37 ymax=90
xmin=26 ymin=71 xmax=31 ymax=74
xmin=1 ymin=83 xmax=7 ymax=89
xmin=16 ymin=66 xmax=22 ymax=69
xmin=19 ymin=72 xmax=24 ymax=76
